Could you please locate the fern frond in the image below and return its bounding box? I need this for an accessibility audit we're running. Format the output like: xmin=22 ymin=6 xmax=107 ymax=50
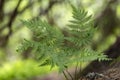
xmin=18 ymin=6 xmax=109 ymax=72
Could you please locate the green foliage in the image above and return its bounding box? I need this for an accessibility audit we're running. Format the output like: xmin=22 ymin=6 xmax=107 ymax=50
xmin=17 ymin=6 xmax=109 ymax=72
xmin=0 ymin=60 xmax=53 ymax=80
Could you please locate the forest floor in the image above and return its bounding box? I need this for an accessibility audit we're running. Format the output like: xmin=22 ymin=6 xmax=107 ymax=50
xmin=34 ymin=63 xmax=120 ymax=80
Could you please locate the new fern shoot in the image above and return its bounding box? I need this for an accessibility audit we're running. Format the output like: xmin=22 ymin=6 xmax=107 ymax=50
xmin=17 ymin=6 xmax=109 ymax=73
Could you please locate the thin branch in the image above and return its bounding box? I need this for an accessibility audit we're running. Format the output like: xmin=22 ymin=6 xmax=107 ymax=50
xmin=7 ymin=0 xmax=22 ymax=27
xmin=0 ymin=0 xmax=36 ymax=32
xmin=39 ymin=0 xmax=63 ymax=16
xmin=0 ymin=0 xmax=5 ymax=22
xmin=0 ymin=0 xmax=22 ymax=47
xmin=7 ymin=0 xmax=22 ymax=34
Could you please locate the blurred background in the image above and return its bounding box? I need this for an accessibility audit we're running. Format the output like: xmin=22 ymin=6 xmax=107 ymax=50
xmin=0 ymin=0 xmax=120 ymax=80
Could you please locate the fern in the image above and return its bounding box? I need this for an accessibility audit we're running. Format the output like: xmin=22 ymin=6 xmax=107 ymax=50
xmin=17 ymin=6 xmax=109 ymax=72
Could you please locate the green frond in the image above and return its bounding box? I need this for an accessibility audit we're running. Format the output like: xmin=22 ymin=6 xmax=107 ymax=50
xmin=18 ymin=5 xmax=109 ymax=72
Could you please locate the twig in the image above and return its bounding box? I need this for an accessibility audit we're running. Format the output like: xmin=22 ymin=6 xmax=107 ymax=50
xmin=0 ymin=0 xmax=22 ymax=46
xmin=0 ymin=0 xmax=36 ymax=32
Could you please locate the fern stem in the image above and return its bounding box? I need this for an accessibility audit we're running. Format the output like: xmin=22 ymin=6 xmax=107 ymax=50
xmin=75 ymin=62 xmax=79 ymax=80
xmin=63 ymin=71 xmax=69 ymax=80
xmin=66 ymin=69 xmax=74 ymax=80
xmin=78 ymin=62 xmax=82 ymax=78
